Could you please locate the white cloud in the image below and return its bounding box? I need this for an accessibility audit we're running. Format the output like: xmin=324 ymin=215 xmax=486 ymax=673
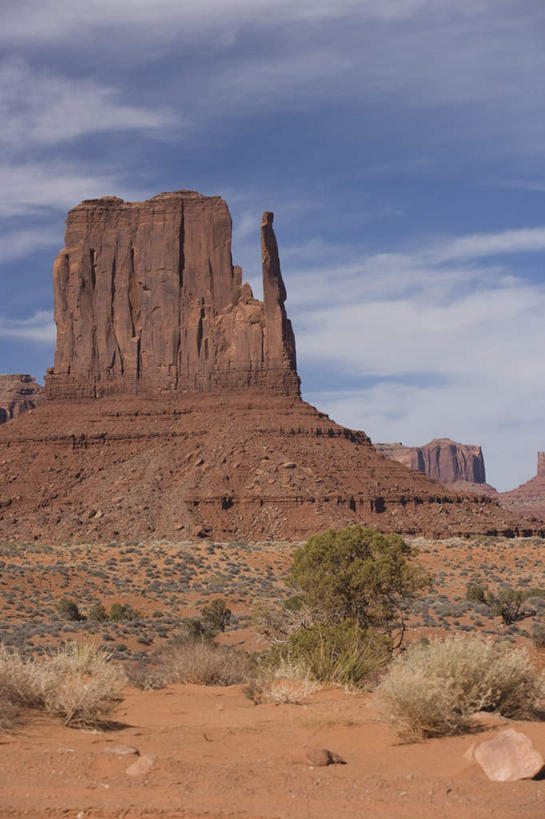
xmin=0 ymin=227 xmax=59 ymax=261
xmin=289 ymin=226 xmax=545 ymax=490
xmin=0 ymin=161 xmax=148 ymax=217
xmin=0 ymin=60 xmax=176 ymax=149
xmin=432 ymin=226 xmax=545 ymax=262
xmin=0 ymin=311 xmax=55 ymax=344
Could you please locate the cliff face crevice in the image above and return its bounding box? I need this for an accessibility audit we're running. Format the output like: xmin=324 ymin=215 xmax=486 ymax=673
xmin=45 ymin=192 xmax=300 ymax=399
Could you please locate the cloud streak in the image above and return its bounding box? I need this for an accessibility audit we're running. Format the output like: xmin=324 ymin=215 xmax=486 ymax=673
xmin=0 ymin=311 xmax=55 ymax=344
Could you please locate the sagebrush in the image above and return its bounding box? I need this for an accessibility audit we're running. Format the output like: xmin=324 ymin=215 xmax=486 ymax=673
xmin=0 ymin=642 xmax=126 ymax=728
xmin=377 ymin=635 xmax=545 ymax=741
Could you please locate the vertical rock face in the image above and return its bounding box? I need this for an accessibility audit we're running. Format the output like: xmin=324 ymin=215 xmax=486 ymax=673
xmin=0 ymin=375 xmax=44 ymax=423
xmin=45 ymin=192 xmax=300 ymax=399
xmin=375 ymin=438 xmax=487 ymax=487
xmin=538 ymin=452 xmax=545 ymax=477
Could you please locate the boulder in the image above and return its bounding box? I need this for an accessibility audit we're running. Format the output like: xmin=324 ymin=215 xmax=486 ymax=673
xmin=474 ymin=729 xmax=544 ymax=782
xmin=306 ymin=748 xmax=346 ymax=767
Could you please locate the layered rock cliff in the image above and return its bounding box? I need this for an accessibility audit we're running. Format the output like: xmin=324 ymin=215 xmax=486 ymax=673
xmin=374 ymin=438 xmax=494 ymax=491
xmin=45 ymin=192 xmax=299 ymax=399
xmin=0 ymin=374 xmax=44 ymax=424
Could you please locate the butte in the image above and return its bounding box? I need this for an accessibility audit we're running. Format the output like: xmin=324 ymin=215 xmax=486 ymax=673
xmin=0 ymin=191 xmax=539 ymax=543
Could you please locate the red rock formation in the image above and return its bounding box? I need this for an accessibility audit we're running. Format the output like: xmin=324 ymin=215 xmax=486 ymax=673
xmin=0 ymin=375 xmax=44 ymax=423
xmin=0 ymin=190 xmax=539 ymax=542
xmin=498 ymin=452 xmax=545 ymax=522
xmin=45 ymin=192 xmax=299 ymax=399
xmin=0 ymin=392 xmax=537 ymax=543
xmin=374 ymin=438 xmax=497 ymax=493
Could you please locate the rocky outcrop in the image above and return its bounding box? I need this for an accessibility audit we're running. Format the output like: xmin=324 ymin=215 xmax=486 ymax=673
xmin=0 ymin=375 xmax=44 ymax=423
xmin=45 ymin=192 xmax=299 ymax=399
xmin=0 ymin=190 xmax=539 ymax=543
xmin=374 ymin=438 xmax=495 ymax=491
xmin=498 ymin=452 xmax=545 ymax=522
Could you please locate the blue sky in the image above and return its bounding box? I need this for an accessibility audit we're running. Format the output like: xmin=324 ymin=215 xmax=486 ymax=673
xmin=2 ymin=0 xmax=545 ymax=491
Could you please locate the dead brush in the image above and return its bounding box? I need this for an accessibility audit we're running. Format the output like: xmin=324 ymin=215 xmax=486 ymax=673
xmin=0 ymin=642 xmax=126 ymax=728
xmin=245 ymin=659 xmax=321 ymax=705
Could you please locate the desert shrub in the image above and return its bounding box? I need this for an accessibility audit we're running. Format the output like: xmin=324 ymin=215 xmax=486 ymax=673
xmin=288 ymin=526 xmax=430 ymax=636
xmin=39 ymin=643 xmax=126 ymax=725
xmin=484 ymin=587 xmax=530 ymax=625
xmin=200 ymin=599 xmax=232 ymax=633
xmin=88 ymin=603 xmax=108 ymax=622
xmin=158 ymin=641 xmax=253 ymax=686
xmin=377 ymin=635 xmax=545 ymax=742
xmin=58 ymin=597 xmax=85 ymax=622
xmin=252 ymin=598 xmax=315 ymax=643
xmin=109 ymin=602 xmax=141 ymax=622
xmin=263 ymin=620 xmax=391 ymax=687
xmin=532 ymin=620 xmax=545 ymax=648
xmin=245 ymin=660 xmax=321 ymax=705
xmin=0 ymin=643 xmax=126 ymax=727
xmin=465 ymin=583 xmax=487 ymax=604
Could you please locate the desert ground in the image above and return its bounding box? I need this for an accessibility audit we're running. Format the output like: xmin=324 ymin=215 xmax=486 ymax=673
xmin=1 ymin=535 xmax=545 ymax=817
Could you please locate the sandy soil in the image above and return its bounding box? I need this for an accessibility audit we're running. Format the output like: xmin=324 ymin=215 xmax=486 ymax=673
xmin=2 ymin=684 xmax=545 ymax=818
xmin=3 ymin=535 xmax=545 ymax=817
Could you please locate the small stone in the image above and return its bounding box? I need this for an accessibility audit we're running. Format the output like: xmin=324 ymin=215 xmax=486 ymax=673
xmin=94 ymin=509 xmax=103 ymax=519
xmin=174 ymin=523 xmax=184 ymax=531
xmin=306 ymin=748 xmax=346 ymax=767
xmin=126 ymin=754 xmax=156 ymax=777
xmin=281 ymin=462 xmax=296 ymax=469
xmin=104 ymin=745 xmax=140 ymax=756
xmin=474 ymin=729 xmax=545 ymax=782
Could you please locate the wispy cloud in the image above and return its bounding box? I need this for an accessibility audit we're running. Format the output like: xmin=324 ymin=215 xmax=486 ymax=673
xmin=0 ymin=161 xmax=148 ymax=217
xmin=0 ymin=227 xmax=60 ymax=261
xmin=0 ymin=59 xmax=176 ymax=148
xmin=0 ymin=311 xmax=55 ymax=344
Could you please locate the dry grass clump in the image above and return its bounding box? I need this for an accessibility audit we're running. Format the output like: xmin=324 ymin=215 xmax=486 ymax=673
xmin=0 ymin=643 xmax=126 ymax=728
xmin=377 ymin=635 xmax=545 ymax=742
xmin=158 ymin=641 xmax=253 ymax=687
xmin=246 ymin=660 xmax=321 ymax=705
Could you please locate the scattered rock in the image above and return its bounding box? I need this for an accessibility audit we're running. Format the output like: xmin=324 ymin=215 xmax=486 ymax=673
xmin=306 ymin=748 xmax=346 ymax=767
xmin=474 ymin=729 xmax=545 ymax=781
xmin=281 ymin=461 xmax=296 ymax=469
xmin=126 ymin=754 xmax=156 ymax=777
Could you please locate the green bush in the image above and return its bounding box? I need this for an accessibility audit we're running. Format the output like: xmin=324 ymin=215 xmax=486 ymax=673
xmin=200 ymin=599 xmax=232 ymax=634
xmin=57 ymin=597 xmax=85 ymax=622
xmin=465 ymin=583 xmax=487 ymax=604
xmin=378 ymin=635 xmax=545 ymax=741
xmin=289 ymin=526 xmax=429 ymax=634
xmin=484 ymin=587 xmax=529 ymax=625
xmin=88 ymin=603 xmax=108 ymax=622
xmin=263 ymin=620 xmax=391 ymax=687
xmin=109 ymin=602 xmax=141 ymax=622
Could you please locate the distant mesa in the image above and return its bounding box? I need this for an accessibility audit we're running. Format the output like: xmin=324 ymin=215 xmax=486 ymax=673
xmin=46 ymin=191 xmax=298 ymax=400
xmin=0 ymin=374 xmax=44 ymax=425
xmin=0 ymin=191 xmax=540 ymax=543
xmin=498 ymin=452 xmax=545 ymax=523
xmin=374 ymin=438 xmax=497 ymax=495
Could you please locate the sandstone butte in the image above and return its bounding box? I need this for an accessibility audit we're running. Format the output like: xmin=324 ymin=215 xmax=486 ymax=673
xmin=374 ymin=438 xmax=498 ymax=495
xmin=0 ymin=190 xmax=541 ymax=543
